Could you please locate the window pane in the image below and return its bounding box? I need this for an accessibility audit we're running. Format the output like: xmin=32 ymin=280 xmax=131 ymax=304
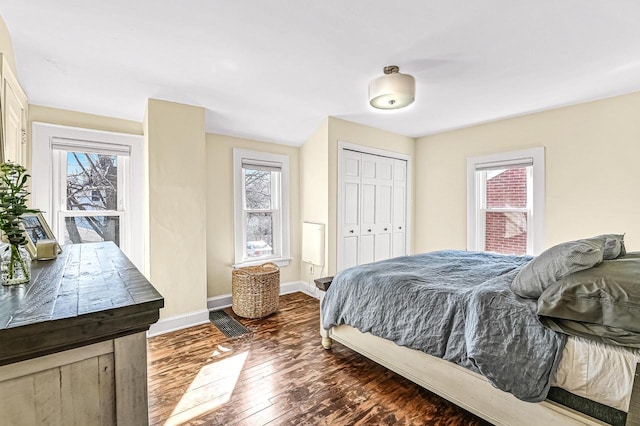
xmin=486 ymin=167 xmax=528 ymax=209
xmin=66 ymin=152 xmax=118 ymax=211
xmin=244 ymin=169 xmax=272 ymax=210
xmin=245 ymin=212 xmax=273 ymax=258
xmin=63 ymin=216 xmax=120 ymax=246
xmin=485 ymin=211 xmax=527 ymax=255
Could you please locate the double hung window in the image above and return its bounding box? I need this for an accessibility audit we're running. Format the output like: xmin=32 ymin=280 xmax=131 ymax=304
xmin=31 ymin=123 xmax=143 ymax=271
xmin=233 ymin=149 xmax=290 ymax=266
xmin=467 ymin=148 xmax=544 ymax=255
xmin=52 ymin=139 xmax=129 ymax=249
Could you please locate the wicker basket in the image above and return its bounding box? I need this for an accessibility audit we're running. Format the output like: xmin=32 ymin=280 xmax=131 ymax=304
xmin=232 ymin=262 xmax=280 ymax=319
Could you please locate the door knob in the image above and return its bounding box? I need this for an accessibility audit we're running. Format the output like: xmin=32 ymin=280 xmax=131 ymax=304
xmin=349 ymin=230 xmax=354 ymax=233
xmin=368 ymin=229 xmax=372 ymax=232
xmin=384 ymin=228 xmax=388 ymax=231
xmin=398 ymin=226 xmax=402 ymax=230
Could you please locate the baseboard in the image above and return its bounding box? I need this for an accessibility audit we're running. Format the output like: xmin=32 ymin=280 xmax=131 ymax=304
xmin=207 ymin=280 xmax=320 ymax=311
xmin=288 ymin=280 xmax=323 ymax=299
xmin=147 ymin=309 xmax=210 ymax=338
xmin=148 ymin=281 xmax=321 ymax=337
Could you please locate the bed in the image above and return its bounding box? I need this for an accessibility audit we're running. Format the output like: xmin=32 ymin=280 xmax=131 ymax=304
xmin=319 ymin=237 xmax=640 ymax=426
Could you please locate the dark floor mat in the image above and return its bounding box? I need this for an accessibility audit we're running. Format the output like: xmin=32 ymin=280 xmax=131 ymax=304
xmin=209 ymin=310 xmax=251 ymax=337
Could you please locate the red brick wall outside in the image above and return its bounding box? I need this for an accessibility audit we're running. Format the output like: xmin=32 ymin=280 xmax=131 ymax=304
xmin=485 ymin=168 xmax=528 ymax=255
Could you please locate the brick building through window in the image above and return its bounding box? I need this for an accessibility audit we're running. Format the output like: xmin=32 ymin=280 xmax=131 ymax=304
xmin=484 ymin=167 xmax=528 ymax=255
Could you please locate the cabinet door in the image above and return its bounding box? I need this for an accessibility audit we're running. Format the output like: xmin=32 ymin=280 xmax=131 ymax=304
xmin=2 ymin=80 xmax=26 ymax=165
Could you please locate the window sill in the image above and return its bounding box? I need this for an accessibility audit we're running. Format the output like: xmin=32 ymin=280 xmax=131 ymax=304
xmin=232 ymin=258 xmax=291 ymax=268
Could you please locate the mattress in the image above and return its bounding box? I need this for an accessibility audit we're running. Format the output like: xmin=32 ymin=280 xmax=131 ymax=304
xmin=551 ymin=335 xmax=640 ymax=411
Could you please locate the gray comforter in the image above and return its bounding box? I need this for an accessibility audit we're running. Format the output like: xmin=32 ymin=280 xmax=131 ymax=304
xmin=321 ymin=250 xmax=567 ymax=402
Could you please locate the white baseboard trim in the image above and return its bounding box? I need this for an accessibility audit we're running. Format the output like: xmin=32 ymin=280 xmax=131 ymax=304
xmin=148 ymin=281 xmax=321 ymax=338
xmin=147 ymin=308 xmax=210 ymax=338
xmin=207 ymin=280 xmax=320 ymax=311
xmin=284 ymin=280 xmax=322 ymax=300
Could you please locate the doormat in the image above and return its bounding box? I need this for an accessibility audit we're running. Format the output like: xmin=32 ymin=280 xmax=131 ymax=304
xmin=209 ymin=310 xmax=251 ymax=338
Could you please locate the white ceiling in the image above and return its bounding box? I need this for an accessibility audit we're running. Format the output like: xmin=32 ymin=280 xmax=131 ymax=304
xmin=2 ymin=0 xmax=640 ymax=146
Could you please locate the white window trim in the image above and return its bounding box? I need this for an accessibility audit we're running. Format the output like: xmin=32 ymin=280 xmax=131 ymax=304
xmin=31 ymin=122 xmax=144 ymax=271
xmin=466 ymin=147 xmax=545 ymax=255
xmin=233 ymin=148 xmax=290 ymax=267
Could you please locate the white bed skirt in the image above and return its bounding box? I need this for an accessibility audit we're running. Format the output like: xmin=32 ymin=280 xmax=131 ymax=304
xmin=553 ymin=336 xmax=640 ymax=412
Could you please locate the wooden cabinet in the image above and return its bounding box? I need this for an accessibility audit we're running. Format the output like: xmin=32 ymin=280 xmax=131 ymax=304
xmin=0 ymin=53 xmax=28 ymax=166
xmin=0 ymin=333 xmax=147 ymax=425
xmin=0 ymin=242 xmax=164 ymax=426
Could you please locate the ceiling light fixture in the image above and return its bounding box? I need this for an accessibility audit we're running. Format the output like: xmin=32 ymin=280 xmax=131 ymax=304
xmin=368 ymin=65 xmax=415 ymax=110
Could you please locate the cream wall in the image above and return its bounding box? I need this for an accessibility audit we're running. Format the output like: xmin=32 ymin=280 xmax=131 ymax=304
xmin=145 ymin=99 xmax=207 ymax=319
xmin=415 ymin=91 xmax=640 ymax=253
xmin=0 ymin=15 xmax=17 ymax=74
xmin=326 ymin=117 xmax=415 ymax=274
xmin=206 ymin=133 xmax=301 ymax=297
xmin=29 ymin=104 xmax=143 ymax=135
xmin=300 ymin=118 xmax=329 ymax=282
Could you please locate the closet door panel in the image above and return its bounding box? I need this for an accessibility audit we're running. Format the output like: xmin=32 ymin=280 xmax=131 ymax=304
xmin=377 ymin=184 xmax=393 ymax=228
xmin=360 ymin=234 xmax=375 ymax=264
xmin=377 ymin=160 xmax=393 ymax=181
xmin=344 ymin=155 xmax=360 ymax=178
xmin=343 ymin=236 xmax=359 ymax=270
xmin=393 ymin=232 xmax=406 ymax=258
xmin=341 ymin=150 xmax=361 ymax=238
xmin=392 ymin=159 xmax=408 ymax=257
xmin=361 ymin=183 xmax=376 ymax=227
xmin=375 ymin=233 xmax=391 ymax=261
xmin=344 ymin=182 xmax=360 ymax=229
xmin=362 ymin=154 xmax=377 ymax=179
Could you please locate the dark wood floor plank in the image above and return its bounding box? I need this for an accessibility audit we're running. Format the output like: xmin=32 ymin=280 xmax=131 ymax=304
xmin=148 ymin=292 xmax=488 ymax=426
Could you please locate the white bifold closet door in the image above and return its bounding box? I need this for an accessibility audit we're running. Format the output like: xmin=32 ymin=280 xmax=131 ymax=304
xmin=340 ymin=149 xmax=407 ymax=271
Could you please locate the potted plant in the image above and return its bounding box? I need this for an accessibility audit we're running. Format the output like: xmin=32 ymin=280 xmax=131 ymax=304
xmin=0 ymin=162 xmax=40 ymax=285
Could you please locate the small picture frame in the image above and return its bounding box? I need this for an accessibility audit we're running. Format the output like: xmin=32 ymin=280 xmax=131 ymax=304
xmin=20 ymin=213 xmax=62 ymax=259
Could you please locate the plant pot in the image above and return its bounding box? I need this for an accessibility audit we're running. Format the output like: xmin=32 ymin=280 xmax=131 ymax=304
xmin=1 ymin=244 xmax=31 ymax=285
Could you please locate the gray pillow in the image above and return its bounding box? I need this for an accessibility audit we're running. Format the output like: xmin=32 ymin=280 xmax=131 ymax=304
xmin=537 ymin=254 xmax=640 ymax=332
xmin=510 ymin=237 xmax=605 ymax=299
xmin=590 ymin=234 xmax=626 ymax=260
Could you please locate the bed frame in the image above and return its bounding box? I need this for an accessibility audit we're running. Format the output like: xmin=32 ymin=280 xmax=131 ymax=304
xmin=320 ymin=324 xmax=640 ymax=426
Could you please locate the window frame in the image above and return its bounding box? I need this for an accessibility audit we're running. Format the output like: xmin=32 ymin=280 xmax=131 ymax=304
xmin=31 ymin=122 xmax=144 ymax=271
xmin=467 ymin=147 xmax=545 ymax=255
xmin=233 ymin=148 xmax=290 ymax=267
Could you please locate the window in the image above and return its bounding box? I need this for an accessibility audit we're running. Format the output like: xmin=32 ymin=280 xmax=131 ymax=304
xmin=32 ymin=123 xmax=144 ymax=271
xmin=233 ymin=149 xmax=290 ymax=266
xmin=52 ymin=141 xmax=128 ymax=248
xmin=467 ymin=148 xmax=545 ymax=255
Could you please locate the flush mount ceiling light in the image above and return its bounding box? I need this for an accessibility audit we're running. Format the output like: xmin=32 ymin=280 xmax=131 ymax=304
xmin=368 ymin=65 xmax=416 ymax=110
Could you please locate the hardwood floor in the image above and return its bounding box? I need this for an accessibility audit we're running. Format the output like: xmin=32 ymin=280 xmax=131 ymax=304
xmin=147 ymin=293 xmax=489 ymax=425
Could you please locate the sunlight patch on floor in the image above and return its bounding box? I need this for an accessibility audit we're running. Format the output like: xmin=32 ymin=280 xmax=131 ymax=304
xmin=164 ymin=348 xmax=248 ymax=426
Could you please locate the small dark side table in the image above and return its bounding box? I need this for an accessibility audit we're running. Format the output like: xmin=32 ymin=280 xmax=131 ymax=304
xmin=314 ymin=276 xmax=333 ymax=292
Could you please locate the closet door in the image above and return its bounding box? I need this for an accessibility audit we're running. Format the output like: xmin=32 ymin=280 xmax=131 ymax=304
xmin=359 ymin=154 xmax=377 ymax=264
xmin=341 ymin=150 xmax=362 ymax=270
xmin=374 ymin=156 xmax=394 ymax=261
xmin=392 ymin=159 xmax=407 ymax=257
xmin=338 ymin=147 xmax=409 ymax=272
